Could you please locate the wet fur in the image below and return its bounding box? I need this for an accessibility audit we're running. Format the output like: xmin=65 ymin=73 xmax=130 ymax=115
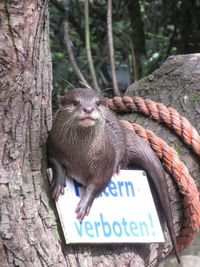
xmin=48 ymin=88 xmax=127 ymax=220
xmin=47 ymin=88 xmax=180 ymax=263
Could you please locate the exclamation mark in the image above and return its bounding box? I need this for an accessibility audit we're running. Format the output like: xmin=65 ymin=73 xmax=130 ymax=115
xmin=149 ymin=213 xmax=156 ymax=237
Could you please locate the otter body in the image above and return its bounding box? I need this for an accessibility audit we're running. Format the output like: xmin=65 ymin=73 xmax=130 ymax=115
xmin=47 ymin=88 xmax=180 ymax=263
xmin=48 ymin=88 xmax=127 ymax=221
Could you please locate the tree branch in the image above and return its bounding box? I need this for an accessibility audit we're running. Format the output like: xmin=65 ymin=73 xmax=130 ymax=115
xmin=130 ymin=40 xmax=139 ymax=81
xmin=50 ymin=0 xmax=85 ymax=43
xmin=107 ymin=0 xmax=120 ymax=96
xmin=63 ymin=20 xmax=91 ymax=89
xmin=84 ymin=0 xmax=100 ymax=91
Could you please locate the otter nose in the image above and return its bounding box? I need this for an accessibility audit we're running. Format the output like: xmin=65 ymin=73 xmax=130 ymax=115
xmin=83 ymin=107 xmax=94 ymax=114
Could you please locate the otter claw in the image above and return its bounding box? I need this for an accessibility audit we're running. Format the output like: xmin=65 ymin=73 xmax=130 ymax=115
xmin=51 ymin=185 xmax=65 ymax=201
xmin=75 ymin=201 xmax=91 ymax=221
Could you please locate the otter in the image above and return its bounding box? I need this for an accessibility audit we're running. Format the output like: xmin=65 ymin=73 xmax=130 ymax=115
xmin=47 ymin=88 xmax=180 ymax=263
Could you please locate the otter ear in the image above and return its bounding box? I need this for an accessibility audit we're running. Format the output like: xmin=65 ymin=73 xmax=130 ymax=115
xmin=57 ymin=95 xmax=66 ymax=106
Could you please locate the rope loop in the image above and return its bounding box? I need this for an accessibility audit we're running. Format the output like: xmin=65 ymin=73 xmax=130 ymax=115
xmin=119 ymin=120 xmax=200 ymax=252
xmin=108 ymin=96 xmax=200 ymax=253
xmin=108 ymin=97 xmax=200 ymax=155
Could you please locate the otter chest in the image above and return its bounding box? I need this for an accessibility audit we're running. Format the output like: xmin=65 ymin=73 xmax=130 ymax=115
xmin=64 ymin=141 xmax=108 ymax=184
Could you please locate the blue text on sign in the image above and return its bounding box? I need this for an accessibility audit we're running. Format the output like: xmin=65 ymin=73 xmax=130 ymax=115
xmin=74 ymin=179 xmax=135 ymax=198
xmin=74 ymin=213 xmax=155 ymax=238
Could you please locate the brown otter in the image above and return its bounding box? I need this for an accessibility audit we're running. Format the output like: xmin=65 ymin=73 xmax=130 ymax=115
xmin=47 ymin=88 xmax=180 ymax=263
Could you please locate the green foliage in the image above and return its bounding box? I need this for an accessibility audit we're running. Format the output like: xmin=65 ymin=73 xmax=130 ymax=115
xmin=49 ymin=0 xmax=200 ymax=96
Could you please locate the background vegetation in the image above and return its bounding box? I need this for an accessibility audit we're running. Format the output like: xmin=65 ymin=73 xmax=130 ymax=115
xmin=49 ymin=0 xmax=200 ymax=97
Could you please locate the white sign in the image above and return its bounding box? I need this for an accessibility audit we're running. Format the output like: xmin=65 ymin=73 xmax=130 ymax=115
xmin=54 ymin=170 xmax=165 ymax=244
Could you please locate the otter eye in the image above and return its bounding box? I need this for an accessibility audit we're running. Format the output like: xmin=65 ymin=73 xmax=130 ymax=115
xmin=96 ymin=100 xmax=101 ymax=106
xmin=72 ymin=100 xmax=80 ymax=106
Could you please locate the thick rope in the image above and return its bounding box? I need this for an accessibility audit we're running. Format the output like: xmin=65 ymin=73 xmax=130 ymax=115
xmin=108 ymin=96 xmax=200 ymax=156
xmin=119 ymin=120 xmax=200 ymax=252
xmin=109 ymin=96 xmax=200 ymax=249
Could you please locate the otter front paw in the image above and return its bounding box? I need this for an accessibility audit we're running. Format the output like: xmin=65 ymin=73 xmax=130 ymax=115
xmin=75 ymin=200 xmax=91 ymax=221
xmin=51 ymin=185 xmax=65 ymax=201
xmin=51 ymin=177 xmax=66 ymax=201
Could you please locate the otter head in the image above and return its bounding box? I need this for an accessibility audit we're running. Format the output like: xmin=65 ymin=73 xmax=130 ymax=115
xmin=57 ymin=88 xmax=107 ymax=128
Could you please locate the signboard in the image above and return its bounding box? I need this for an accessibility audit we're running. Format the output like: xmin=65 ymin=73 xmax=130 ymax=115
xmin=52 ymin=170 xmax=165 ymax=244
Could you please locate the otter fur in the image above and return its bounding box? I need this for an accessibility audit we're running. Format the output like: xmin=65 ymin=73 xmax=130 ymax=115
xmin=47 ymin=88 xmax=180 ymax=263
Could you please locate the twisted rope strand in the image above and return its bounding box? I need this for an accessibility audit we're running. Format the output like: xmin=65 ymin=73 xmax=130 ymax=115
xmin=119 ymin=120 xmax=200 ymax=252
xmin=108 ymin=97 xmax=200 ymax=155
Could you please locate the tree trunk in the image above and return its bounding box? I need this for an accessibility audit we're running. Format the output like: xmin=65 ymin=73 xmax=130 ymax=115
xmin=126 ymin=53 xmax=200 ymax=266
xmin=126 ymin=54 xmax=200 ymax=194
xmin=1 ymin=1 xmax=199 ymax=266
xmin=0 ymin=1 xmax=67 ymax=266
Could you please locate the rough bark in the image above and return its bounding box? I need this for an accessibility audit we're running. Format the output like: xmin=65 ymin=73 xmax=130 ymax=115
xmin=126 ymin=53 xmax=200 ymax=266
xmin=0 ymin=1 xmax=66 ymax=266
xmin=126 ymin=54 xmax=200 ymax=192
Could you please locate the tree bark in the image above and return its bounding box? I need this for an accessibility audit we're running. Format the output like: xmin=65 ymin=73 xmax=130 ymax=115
xmin=0 ymin=1 xmax=67 ymax=266
xmin=126 ymin=53 xmax=200 ymax=265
